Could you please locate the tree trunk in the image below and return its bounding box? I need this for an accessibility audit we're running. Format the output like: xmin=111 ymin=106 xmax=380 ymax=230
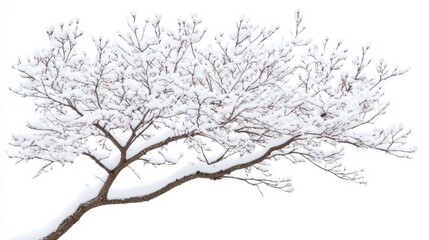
xmin=41 ymin=197 xmax=105 ymax=240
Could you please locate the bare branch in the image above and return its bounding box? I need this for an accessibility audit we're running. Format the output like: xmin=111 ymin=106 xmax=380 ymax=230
xmin=222 ymin=175 xmax=293 ymax=195
xmin=82 ymin=152 xmax=111 ymax=173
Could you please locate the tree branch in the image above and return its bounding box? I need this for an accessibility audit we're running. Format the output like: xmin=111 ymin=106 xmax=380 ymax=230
xmin=82 ymin=152 xmax=111 ymax=173
xmin=126 ymin=131 xmax=197 ymax=165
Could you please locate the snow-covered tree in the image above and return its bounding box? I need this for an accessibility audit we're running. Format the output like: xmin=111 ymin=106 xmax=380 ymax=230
xmin=10 ymin=11 xmax=415 ymax=239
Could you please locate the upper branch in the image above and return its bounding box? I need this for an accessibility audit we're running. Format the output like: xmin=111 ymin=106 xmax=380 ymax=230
xmin=126 ymin=131 xmax=198 ymax=164
xmin=82 ymin=152 xmax=111 ymax=173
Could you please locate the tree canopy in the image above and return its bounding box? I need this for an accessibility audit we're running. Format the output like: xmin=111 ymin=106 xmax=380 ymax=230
xmin=9 ymin=11 xmax=415 ymax=239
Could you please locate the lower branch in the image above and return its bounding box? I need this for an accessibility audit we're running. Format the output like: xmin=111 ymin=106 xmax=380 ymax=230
xmin=107 ymin=136 xmax=297 ymax=204
xmin=222 ymin=175 xmax=293 ymax=196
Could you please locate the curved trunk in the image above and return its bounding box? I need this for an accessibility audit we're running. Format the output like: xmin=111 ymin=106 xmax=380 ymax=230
xmin=41 ymin=198 xmax=105 ymax=240
xmin=42 ymin=167 xmax=122 ymax=240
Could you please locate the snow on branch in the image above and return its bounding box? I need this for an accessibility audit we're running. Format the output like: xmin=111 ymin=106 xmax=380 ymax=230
xmin=11 ymin=12 xmax=415 ymax=182
xmin=10 ymin=11 xmax=416 ymax=181
xmin=9 ymin=12 xmax=416 ymax=239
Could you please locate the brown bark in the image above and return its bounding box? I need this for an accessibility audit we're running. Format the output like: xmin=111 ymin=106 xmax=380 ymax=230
xmin=41 ymin=197 xmax=104 ymax=240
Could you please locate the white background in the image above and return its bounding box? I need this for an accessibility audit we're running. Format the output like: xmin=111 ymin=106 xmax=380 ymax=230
xmin=1 ymin=0 xmax=428 ymax=239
